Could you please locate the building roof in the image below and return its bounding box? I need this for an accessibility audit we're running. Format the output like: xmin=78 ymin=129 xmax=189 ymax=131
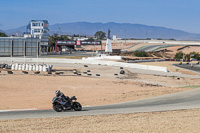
xmin=30 ymin=20 xmax=48 ymax=24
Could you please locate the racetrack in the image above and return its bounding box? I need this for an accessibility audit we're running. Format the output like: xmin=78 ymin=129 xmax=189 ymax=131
xmin=1 ymin=58 xmax=200 ymax=121
xmin=173 ymin=63 xmax=200 ymax=74
xmin=1 ymin=87 xmax=200 ymax=120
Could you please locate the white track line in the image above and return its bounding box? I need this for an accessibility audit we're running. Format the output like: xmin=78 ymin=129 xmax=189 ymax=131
xmin=0 ymin=108 xmax=37 ymax=112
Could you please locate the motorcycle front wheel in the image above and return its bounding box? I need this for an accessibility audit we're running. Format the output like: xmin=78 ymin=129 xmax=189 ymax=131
xmin=73 ymin=102 xmax=82 ymax=111
xmin=53 ymin=103 xmax=63 ymax=112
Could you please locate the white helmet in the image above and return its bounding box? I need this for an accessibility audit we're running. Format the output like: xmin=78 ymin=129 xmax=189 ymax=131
xmin=55 ymin=90 xmax=61 ymax=95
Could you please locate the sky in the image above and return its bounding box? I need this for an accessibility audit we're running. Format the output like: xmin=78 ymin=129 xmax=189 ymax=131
xmin=0 ymin=0 xmax=200 ymax=33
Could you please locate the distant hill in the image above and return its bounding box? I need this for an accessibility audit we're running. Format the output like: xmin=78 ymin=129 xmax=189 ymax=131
xmin=3 ymin=22 xmax=200 ymax=40
xmin=0 ymin=29 xmax=5 ymax=33
xmin=5 ymin=26 xmax=26 ymax=36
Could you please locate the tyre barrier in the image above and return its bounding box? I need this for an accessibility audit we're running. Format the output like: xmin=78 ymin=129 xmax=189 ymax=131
xmin=39 ymin=65 xmax=43 ymax=71
xmin=0 ymin=64 xmax=10 ymax=69
xmin=48 ymin=71 xmax=52 ymax=74
xmin=7 ymin=65 xmax=11 ymax=69
xmin=25 ymin=64 xmax=29 ymax=71
xmin=0 ymin=64 xmax=6 ymax=68
xmin=22 ymin=64 xmax=25 ymax=70
xmin=120 ymin=70 xmax=125 ymax=74
xmin=11 ymin=64 xmax=15 ymax=70
xmin=7 ymin=71 xmax=13 ymax=74
xmin=96 ymin=74 xmax=100 ymax=76
xmin=11 ymin=64 xmax=53 ymax=72
xmin=18 ymin=64 xmax=22 ymax=70
xmin=22 ymin=71 xmax=28 ymax=74
xmin=35 ymin=65 xmax=39 ymax=71
xmin=34 ymin=71 xmax=40 ymax=74
xmin=29 ymin=65 xmax=33 ymax=71
xmin=15 ymin=63 xmax=18 ymax=70
xmin=73 ymin=69 xmax=77 ymax=74
xmin=32 ymin=65 xmax=36 ymax=71
xmin=4 ymin=64 xmax=11 ymax=69
xmin=55 ymin=72 xmax=60 ymax=75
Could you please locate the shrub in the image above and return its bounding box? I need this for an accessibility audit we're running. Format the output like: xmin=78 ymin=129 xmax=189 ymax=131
xmin=174 ymin=51 xmax=183 ymax=59
xmin=134 ymin=51 xmax=148 ymax=57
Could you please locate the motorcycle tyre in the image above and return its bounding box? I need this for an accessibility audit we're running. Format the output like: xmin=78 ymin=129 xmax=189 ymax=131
xmin=73 ymin=102 xmax=82 ymax=111
xmin=53 ymin=104 xmax=63 ymax=112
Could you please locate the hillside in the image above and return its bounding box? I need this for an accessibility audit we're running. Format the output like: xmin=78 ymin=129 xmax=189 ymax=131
xmin=3 ymin=22 xmax=200 ymax=40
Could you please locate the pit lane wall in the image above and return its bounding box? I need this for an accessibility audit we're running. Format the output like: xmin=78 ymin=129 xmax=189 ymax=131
xmin=0 ymin=57 xmax=168 ymax=72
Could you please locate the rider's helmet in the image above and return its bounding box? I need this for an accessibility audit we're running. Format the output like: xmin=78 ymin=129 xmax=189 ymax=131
xmin=55 ymin=90 xmax=61 ymax=96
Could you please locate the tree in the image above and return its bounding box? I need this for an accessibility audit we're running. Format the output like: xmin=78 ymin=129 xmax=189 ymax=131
xmin=174 ymin=51 xmax=200 ymax=60
xmin=49 ymin=34 xmax=70 ymax=47
xmin=0 ymin=32 xmax=8 ymax=37
xmin=94 ymin=31 xmax=106 ymax=40
xmin=190 ymin=51 xmax=200 ymax=60
xmin=87 ymin=37 xmax=94 ymax=41
xmin=134 ymin=51 xmax=148 ymax=57
xmin=72 ymin=34 xmax=80 ymax=37
xmin=174 ymin=51 xmax=183 ymax=59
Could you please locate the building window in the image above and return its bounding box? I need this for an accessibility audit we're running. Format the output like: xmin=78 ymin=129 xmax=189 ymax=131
xmin=34 ymin=29 xmax=41 ymax=33
xmin=43 ymin=29 xmax=48 ymax=33
xmin=32 ymin=23 xmax=41 ymax=27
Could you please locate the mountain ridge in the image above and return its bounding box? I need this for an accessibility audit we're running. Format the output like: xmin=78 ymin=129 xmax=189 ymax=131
xmin=2 ymin=22 xmax=200 ymax=40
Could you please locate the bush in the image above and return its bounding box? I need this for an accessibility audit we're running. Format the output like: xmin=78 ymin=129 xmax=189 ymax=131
xmin=0 ymin=32 xmax=8 ymax=37
xmin=174 ymin=51 xmax=183 ymax=59
xmin=190 ymin=52 xmax=200 ymax=60
xmin=174 ymin=51 xmax=200 ymax=60
xmin=134 ymin=51 xmax=148 ymax=57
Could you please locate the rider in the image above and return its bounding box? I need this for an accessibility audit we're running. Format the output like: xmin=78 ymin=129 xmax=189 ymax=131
xmin=55 ymin=90 xmax=70 ymax=109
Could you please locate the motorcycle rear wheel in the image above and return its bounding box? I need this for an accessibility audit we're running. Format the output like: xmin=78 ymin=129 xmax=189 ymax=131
xmin=53 ymin=104 xmax=63 ymax=112
xmin=73 ymin=102 xmax=82 ymax=111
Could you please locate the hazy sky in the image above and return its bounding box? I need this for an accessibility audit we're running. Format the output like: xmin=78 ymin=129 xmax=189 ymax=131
xmin=0 ymin=0 xmax=200 ymax=33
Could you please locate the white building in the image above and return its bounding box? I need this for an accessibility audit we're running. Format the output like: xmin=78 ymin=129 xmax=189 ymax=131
xmin=113 ymin=34 xmax=121 ymax=40
xmin=73 ymin=37 xmax=88 ymax=41
xmin=25 ymin=20 xmax=49 ymax=45
xmin=27 ymin=20 xmax=49 ymax=38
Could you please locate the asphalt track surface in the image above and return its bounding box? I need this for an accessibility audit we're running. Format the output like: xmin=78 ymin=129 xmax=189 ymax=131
xmin=136 ymin=45 xmax=163 ymax=52
xmin=1 ymin=87 xmax=200 ymax=120
xmin=173 ymin=63 xmax=200 ymax=74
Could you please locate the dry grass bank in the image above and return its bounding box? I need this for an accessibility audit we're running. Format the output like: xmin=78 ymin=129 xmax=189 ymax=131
xmin=1 ymin=109 xmax=200 ymax=133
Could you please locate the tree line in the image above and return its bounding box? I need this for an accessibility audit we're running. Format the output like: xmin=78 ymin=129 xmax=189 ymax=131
xmin=0 ymin=30 xmax=106 ymax=47
xmin=0 ymin=32 xmax=8 ymax=37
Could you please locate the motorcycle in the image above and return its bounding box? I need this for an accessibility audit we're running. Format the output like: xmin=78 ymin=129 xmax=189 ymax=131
xmin=52 ymin=96 xmax=82 ymax=112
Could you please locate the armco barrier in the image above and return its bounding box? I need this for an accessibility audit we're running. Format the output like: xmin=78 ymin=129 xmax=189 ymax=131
xmin=0 ymin=57 xmax=168 ymax=72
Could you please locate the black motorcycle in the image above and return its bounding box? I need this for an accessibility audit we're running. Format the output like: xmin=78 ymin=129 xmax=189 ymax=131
xmin=52 ymin=96 xmax=82 ymax=112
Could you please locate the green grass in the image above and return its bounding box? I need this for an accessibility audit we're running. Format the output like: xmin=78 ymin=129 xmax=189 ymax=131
xmin=181 ymin=86 xmax=200 ymax=88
